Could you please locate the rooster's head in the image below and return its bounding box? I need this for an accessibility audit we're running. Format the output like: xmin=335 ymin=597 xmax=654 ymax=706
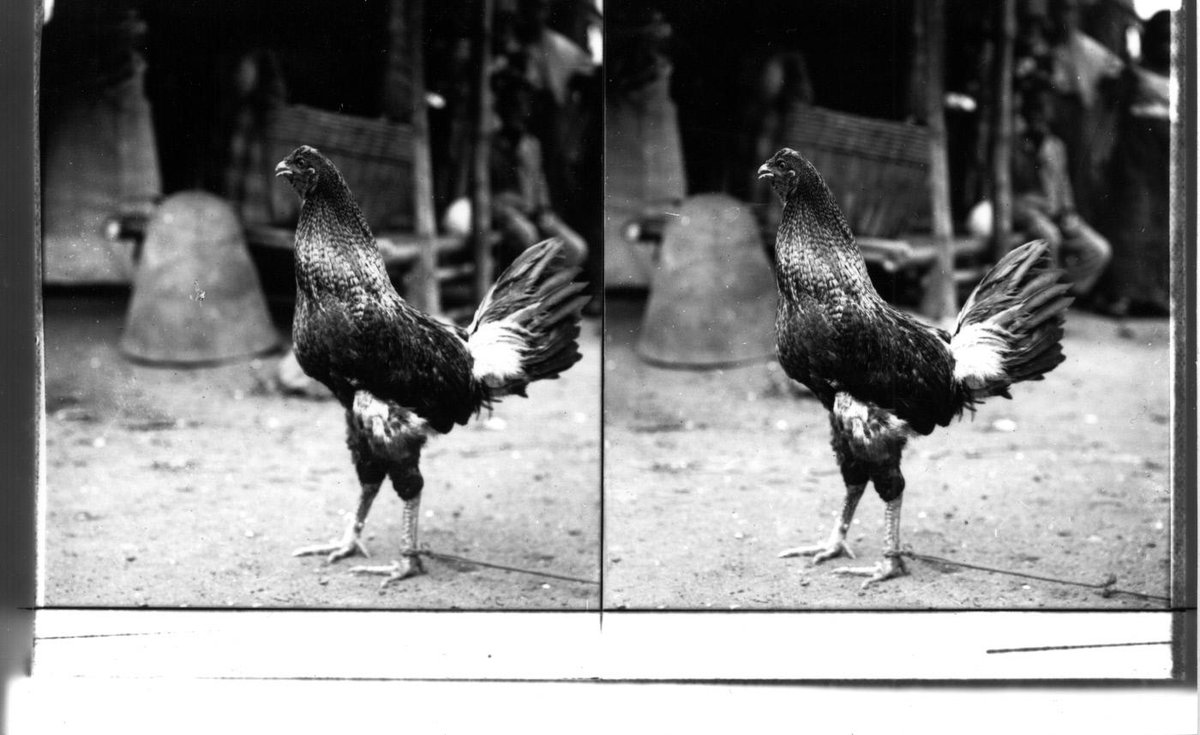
xmin=757 ymin=148 xmax=818 ymax=202
xmin=275 ymin=145 xmax=336 ymax=199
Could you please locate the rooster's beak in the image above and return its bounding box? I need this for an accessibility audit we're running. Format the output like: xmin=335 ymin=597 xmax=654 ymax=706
xmin=757 ymin=163 xmax=775 ymax=180
xmin=274 ymin=160 xmax=293 ymax=178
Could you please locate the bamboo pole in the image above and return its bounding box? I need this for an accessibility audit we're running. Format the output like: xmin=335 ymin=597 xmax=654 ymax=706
xmin=991 ymin=0 xmax=1016 ymax=259
xmin=919 ymin=0 xmax=958 ymax=320
xmin=470 ymin=0 xmax=495 ymax=302
xmin=382 ymin=0 xmax=440 ymax=314
xmin=407 ymin=0 xmax=441 ymax=315
xmin=382 ymin=0 xmax=414 ymax=121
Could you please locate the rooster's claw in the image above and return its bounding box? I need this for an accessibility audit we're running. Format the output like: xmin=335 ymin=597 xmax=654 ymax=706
xmin=349 ymin=554 xmax=426 ymax=588
xmin=778 ymin=539 xmax=856 ymax=564
xmin=830 ymin=556 xmax=908 ymax=588
xmin=292 ymin=536 xmax=370 ymax=563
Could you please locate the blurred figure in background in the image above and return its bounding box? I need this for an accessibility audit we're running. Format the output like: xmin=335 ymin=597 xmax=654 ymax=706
xmin=489 ymin=67 xmax=588 ymax=271
xmin=1096 ymin=9 xmax=1172 ymax=316
xmin=1011 ymin=87 xmax=1112 ymax=297
xmin=499 ymin=0 xmax=600 ymax=299
xmin=1043 ymin=0 xmax=1125 ymax=224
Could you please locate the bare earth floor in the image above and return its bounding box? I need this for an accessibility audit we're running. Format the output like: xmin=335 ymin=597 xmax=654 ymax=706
xmin=603 ymin=295 xmax=1173 ymax=610
xmin=43 ymin=292 xmax=601 ymax=610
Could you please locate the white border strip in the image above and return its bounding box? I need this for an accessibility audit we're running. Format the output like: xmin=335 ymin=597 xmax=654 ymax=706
xmin=33 ymin=610 xmax=1173 ymax=680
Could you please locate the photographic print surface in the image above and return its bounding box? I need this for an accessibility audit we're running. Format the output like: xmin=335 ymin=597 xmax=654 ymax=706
xmin=602 ymin=0 xmax=1178 ymax=610
xmin=40 ymin=0 xmax=603 ymax=610
xmin=31 ymin=0 xmax=1189 ymax=661
xmin=20 ymin=0 xmax=1194 ymax=697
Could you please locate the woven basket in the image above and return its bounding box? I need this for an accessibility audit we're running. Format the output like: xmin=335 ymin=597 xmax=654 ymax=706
xmin=782 ymin=105 xmax=930 ymax=238
xmin=264 ymin=105 xmax=415 ymax=231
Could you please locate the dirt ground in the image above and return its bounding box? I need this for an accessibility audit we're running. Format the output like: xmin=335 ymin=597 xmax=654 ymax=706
xmin=37 ymin=288 xmax=1177 ymax=612
xmin=603 ymin=294 xmax=1173 ymax=610
xmin=42 ymin=291 xmax=601 ymax=610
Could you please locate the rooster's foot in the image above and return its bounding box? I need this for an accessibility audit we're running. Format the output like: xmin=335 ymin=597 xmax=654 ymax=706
xmin=349 ymin=553 xmax=426 ymax=588
xmin=778 ymin=539 xmax=856 ymax=564
xmin=292 ymin=536 xmax=370 ymax=564
xmin=830 ymin=555 xmax=908 ymax=588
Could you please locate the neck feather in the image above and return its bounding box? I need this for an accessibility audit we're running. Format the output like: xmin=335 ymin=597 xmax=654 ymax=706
xmin=774 ymin=187 xmax=877 ymax=302
xmin=294 ymin=189 xmax=391 ymax=298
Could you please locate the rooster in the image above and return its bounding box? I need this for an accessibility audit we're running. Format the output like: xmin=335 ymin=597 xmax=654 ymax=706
xmin=276 ymin=145 xmax=588 ymax=586
xmin=758 ymin=148 xmax=1072 ymax=586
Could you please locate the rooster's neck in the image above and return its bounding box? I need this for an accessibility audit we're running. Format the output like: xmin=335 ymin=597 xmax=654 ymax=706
xmin=294 ymin=193 xmax=391 ymax=300
xmin=775 ymin=193 xmax=877 ymax=304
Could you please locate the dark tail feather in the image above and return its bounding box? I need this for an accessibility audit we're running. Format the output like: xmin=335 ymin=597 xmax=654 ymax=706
xmin=952 ymin=240 xmax=1072 ymax=395
xmin=469 ymin=239 xmax=589 ymax=389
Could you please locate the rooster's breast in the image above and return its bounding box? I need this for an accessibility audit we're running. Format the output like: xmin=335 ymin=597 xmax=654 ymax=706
xmin=774 ymin=296 xmax=842 ymax=405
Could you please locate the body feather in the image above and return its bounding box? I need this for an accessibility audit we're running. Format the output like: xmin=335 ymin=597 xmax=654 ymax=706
xmin=763 ymin=149 xmax=1070 ymax=438
xmin=278 ymin=145 xmax=587 ymax=583
xmin=761 ymin=147 xmax=1070 ymax=585
xmin=282 ymin=145 xmax=586 ymax=433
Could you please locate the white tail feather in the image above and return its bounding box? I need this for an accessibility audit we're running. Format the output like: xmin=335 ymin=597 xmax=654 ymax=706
xmin=951 ymin=321 xmax=1011 ymax=389
xmin=469 ymin=318 xmax=530 ymax=389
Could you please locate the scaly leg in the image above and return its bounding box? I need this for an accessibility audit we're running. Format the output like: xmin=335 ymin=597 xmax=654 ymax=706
xmin=779 ymin=483 xmax=865 ymax=563
xmin=831 ymin=496 xmax=908 ymax=587
xmin=342 ymin=396 xmax=430 ymax=588
xmin=293 ymin=481 xmax=380 ymax=562
xmin=350 ymin=493 xmax=425 ymax=587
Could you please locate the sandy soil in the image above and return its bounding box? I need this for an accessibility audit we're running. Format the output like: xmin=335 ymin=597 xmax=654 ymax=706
xmin=603 ymin=294 xmax=1173 ymax=610
xmin=43 ymin=291 xmax=601 ymax=610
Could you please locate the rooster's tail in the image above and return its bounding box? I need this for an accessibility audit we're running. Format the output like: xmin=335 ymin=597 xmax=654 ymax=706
xmin=466 ymin=239 xmax=590 ymax=396
xmin=949 ymin=239 xmax=1072 ymax=400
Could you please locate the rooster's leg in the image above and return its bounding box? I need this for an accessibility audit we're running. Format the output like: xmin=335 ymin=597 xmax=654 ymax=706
xmin=831 ymin=495 xmax=908 ymax=587
xmin=778 ymin=482 xmax=865 ymax=563
xmin=292 ymin=480 xmax=380 ymax=562
xmin=350 ymin=494 xmax=425 ymax=586
xmin=350 ymin=460 xmax=426 ymax=587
